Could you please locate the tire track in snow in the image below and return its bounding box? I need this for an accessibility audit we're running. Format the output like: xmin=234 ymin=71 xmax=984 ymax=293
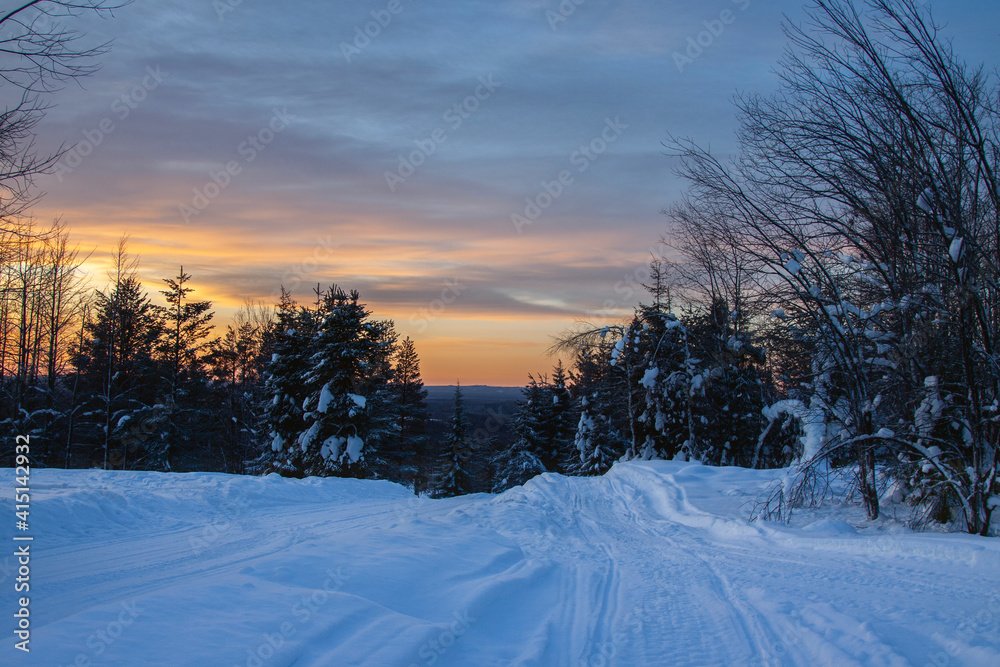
xmin=607 ymin=465 xmax=918 ymax=666
xmin=482 ymin=472 xmax=780 ymax=664
xmin=35 ymin=498 xmax=450 ymax=627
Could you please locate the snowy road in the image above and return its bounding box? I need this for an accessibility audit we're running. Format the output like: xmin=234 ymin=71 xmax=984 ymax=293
xmin=2 ymin=462 xmax=998 ymax=666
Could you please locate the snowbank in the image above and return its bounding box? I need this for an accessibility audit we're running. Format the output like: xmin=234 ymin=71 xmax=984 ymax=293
xmin=1 ymin=462 xmax=997 ymax=665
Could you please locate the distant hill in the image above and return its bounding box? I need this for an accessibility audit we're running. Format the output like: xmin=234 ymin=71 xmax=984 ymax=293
xmin=425 ymin=385 xmax=523 ymax=403
xmin=424 ymin=385 xmax=523 ymax=454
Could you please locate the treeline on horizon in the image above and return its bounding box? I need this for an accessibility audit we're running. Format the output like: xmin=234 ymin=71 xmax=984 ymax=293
xmin=0 ymin=222 xmax=795 ymax=494
xmin=1 ymin=0 xmax=999 ymax=535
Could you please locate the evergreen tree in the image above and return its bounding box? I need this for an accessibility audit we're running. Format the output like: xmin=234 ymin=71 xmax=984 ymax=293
xmin=493 ymin=378 xmax=547 ymax=492
xmin=152 ymin=267 xmax=215 ymax=470
xmin=204 ymin=301 xmax=273 ymax=473
xmin=631 ymin=307 xmax=689 ymax=461
xmin=386 ymin=336 xmax=430 ymax=487
xmin=75 ymin=275 xmax=162 ymax=469
xmin=568 ymin=339 xmax=629 ymax=475
xmin=296 ymin=286 xmax=396 ymax=477
xmin=684 ymin=298 xmax=769 ymax=467
xmin=546 ymin=361 xmax=577 ymax=473
xmin=433 ymin=383 xmax=474 ymax=497
xmin=155 ymin=267 xmax=214 ymax=394
xmin=494 ymin=364 xmax=577 ymax=491
xmin=260 ymin=289 xmax=316 ymax=476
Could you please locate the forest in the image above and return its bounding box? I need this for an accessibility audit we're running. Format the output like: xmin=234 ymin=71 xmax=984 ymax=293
xmin=1 ymin=0 xmax=998 ymax=537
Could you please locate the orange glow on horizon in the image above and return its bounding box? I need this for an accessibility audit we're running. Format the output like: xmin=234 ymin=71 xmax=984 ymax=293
xmin=32 ymin=186 xmax=644 ymax=387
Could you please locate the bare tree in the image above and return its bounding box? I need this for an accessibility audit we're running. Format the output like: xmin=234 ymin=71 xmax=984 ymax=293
xmin=0 ymin=1 xmax=130 ymax=208
xmin=666 ymin=0 xmax=999 ymax=531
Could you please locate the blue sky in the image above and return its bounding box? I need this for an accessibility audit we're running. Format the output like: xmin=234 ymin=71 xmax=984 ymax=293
xmin=28 ymin=0 xmax=1000 ymax=384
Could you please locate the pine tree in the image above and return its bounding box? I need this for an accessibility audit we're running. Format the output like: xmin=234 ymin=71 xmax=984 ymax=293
xmin=493 ymin=378 xmax=547 ymax=492
xmin=570 ymin=344 xmax=628 ymax=475
xmin=492 ymin=364 xmax=577 ymax=491
xmin=546 ymin=361 xmax=577 ymax=473
xmin=260 ymin=289 xmax=315 ymax=476
xmin=75 ymin=275 xmax=162 ymax=469
xmin=153 ymin=267 xmax=215 ymax=470
xmin=386 ymin=336 xmax=430 ymax=487
xmin=297 ymin=286 xmax=396 ymax=477
xmin=633 ymin=307 xmax=697 ymax=462
xmin=434 ymin=383 xmax=474 ymax=497
xmin=155 ymin=267 xmax=214 ymax=393
xmin=204 ymin=301 xmax=273 ymax=473
xmin=684 ymin=298 xmax=768 ymax=467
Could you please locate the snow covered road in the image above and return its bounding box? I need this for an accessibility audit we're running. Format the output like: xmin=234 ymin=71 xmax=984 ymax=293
xmin=2 ymin=462 xmax=998 ymax=666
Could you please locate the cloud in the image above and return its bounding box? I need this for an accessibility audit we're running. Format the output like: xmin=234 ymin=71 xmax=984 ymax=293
xmin=25 ymin=0 xmax=1000 ymax=383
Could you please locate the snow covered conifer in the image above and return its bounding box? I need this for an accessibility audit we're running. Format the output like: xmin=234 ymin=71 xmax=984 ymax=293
xmin=433 ymin=383 xmax=475 ymax=497
xmin=261 ymin=288 xmax=315 ymax=475
xmin=566 ymin=340 xmax=628 ymax=475
xmin=297 ymin=286 xmax=396 ymax=477
xmin=493 ymin=377 xmax=548 ymax=492
xmin=75 ymin=273 xmax=163 ymax=469
xmin=546 ymin=361 xmax=578 ymax=472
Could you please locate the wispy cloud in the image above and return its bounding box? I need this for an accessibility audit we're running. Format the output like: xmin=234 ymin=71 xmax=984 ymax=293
xmin=28 ymin=0 xmax=1000 ymax=383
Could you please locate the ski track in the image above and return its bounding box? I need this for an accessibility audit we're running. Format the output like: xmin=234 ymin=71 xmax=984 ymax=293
xmin=3 ymin=463 xmax=998 ymax=666
xmin=35 ymin=500 xmax=427 ymax=626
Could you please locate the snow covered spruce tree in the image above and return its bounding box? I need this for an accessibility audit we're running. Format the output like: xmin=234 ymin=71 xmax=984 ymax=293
xmin=433 ymin=383 xmax=475 ymax=497
xmin=556 ymin=266 xmax=786 ymax=473
xmin=74 ymin=267 xmax=162 ymax=469
xmin=299 ymin=286 xmax=396 ymax=477
xmin=683 ymin=300 xmax=771 ymax=467
xmin=262 ymin=286 xmax=397 ymax=478
xmin=492 ymin=379 xmax=546 ymax=492
xmin=492 ymin=366 xmax=576 ymax=492
xmin=259 ymin=288 xmax=315 ymax=475
xmin=629 ymin=306 xmax=691 ymax=461
xmin=666 ymin=0 xmax=1000 ymax=531
xmin=547 ymin=361 xmax=578 ymax=472
xmin=563 ymin=321 xmax=650 ymax=461
xmin=621 ymin=303 xmax=770 ymax=467
xmin=569 ymin=343 xmax=628 ymax=475
xmin=557 ymin=278 xmax=709 ymax=467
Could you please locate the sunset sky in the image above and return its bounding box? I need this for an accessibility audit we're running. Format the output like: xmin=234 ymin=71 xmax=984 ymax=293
xmin=28 ymin=0 xmax=1000 ymax=385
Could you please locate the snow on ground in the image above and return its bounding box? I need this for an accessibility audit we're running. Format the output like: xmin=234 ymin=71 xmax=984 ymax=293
xmin=2 ymin=462 xmax=999 ymax=666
